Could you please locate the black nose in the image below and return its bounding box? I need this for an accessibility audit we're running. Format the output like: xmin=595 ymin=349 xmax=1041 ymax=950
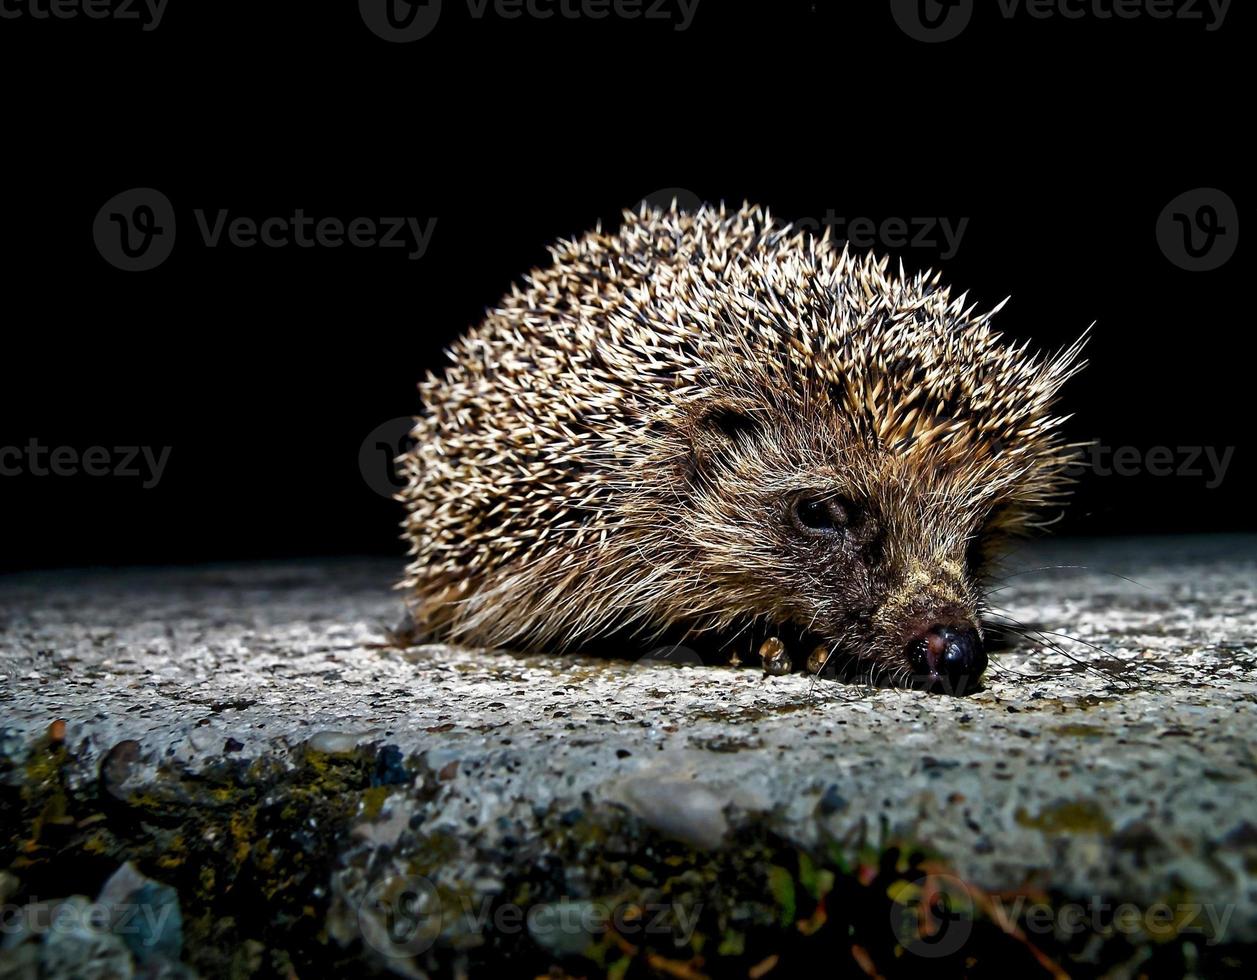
xmin=907 ymin=625 xmax=987 ymax=694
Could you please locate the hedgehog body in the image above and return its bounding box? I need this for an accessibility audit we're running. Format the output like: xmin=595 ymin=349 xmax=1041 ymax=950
xmin=398 ymin=203 xmax=1085 ymax=690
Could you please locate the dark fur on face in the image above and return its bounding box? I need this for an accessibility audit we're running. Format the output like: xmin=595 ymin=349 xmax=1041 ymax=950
xmin=398 ymin=203 xmax=1086 ymax=693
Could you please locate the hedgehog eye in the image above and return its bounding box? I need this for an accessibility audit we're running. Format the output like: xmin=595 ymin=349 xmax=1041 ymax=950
xmin=697 ymin=403 xmax=758 ymax=441
xmin=688 ymin=400 xmax=761 ymax=479
xmin=791 ymin=494 xmax=854 ymax=536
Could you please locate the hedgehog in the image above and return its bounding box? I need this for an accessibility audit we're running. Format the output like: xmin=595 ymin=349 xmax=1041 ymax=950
xmin=396 ymin=202 xmax=1086 ymax=694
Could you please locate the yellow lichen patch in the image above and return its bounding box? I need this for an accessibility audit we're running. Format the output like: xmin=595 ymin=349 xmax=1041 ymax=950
xmin=359 ymin=785 xmax=391 ymax=821
xmin=1015 ymin=800 xmax=1113 ymax=835
xmin=1052 ymin=723 xmax=1106 ymax=738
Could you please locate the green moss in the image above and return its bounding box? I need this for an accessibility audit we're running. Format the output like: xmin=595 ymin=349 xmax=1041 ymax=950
xmin=607 ymin=954 xmax=632 ymax=980
xmin=1016 ymin=800 xmax=1113 ymax=834
xmin=155 ymin=834 xmax=188 ymax=870
xmin=407 ymin=831 xmax=462 ymax=879
xmin=1053 ymin=723 xmax=1108 ymax=737
xmin=717 ymin=929 xmax=746 ymax=956
xmin=5 ymin=736 xmax=1252 ymax=977
xmin=18 ymin=736 xmax=70 ymax=851
xmin=359 ymin=784 xmax=391 ymax=821
xmin=0 ymin=735 xmax=401 ymax=977
xmin=766 ymin=865 xmax=796 ymax=927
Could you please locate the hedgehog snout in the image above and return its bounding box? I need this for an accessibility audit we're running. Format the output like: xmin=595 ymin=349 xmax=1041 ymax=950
xmin=906 ymin=624 xmax=987 ymax=695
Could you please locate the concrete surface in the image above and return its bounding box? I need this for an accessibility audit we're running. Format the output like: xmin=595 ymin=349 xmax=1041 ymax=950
xmin=1 ymin=536 xmax=1255 ymax=977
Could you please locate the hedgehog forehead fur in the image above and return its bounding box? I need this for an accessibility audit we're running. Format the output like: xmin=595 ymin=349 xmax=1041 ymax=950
xmin=398 ymin=202 xmax=1087 ymax=679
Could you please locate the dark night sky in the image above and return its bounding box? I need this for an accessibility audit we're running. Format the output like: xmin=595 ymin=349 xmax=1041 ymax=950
xmin=0 ymin=0 xmax=1249 ymax=572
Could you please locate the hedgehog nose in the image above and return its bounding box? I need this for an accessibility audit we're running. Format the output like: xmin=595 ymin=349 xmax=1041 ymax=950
xmin=907 ymin=625 xmax=987 ymax=694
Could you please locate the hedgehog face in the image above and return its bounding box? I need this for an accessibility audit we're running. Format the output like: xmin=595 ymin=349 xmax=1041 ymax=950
xmin=785 ymin=482 xmax=989 ymax=694
xmin=685 ymin=409 xmax=995 ymax=693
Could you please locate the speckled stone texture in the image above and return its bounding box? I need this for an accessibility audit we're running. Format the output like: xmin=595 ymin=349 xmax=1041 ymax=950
xmin=1 ymin=536 xmax=1255 ymax=975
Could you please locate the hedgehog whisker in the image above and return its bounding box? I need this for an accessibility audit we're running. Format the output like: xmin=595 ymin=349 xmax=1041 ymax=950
xmin=982 ymin=655 xmax=1038 ymax=681
xmin=984 ymin=609 xmax=1115 ymax=660
xmin=979 ymin=563 xmax=1152 ymax=596
xmin=982 ymin=609 xmax=1133 ymax=690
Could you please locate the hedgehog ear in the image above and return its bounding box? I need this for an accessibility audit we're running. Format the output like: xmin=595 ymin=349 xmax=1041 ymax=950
xmin=688 ymin=399 xmax=761 ymax=477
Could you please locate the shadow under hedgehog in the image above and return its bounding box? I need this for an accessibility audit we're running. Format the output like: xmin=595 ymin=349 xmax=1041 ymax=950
xmin=396 ymin=202 xmax=1087 ymax=695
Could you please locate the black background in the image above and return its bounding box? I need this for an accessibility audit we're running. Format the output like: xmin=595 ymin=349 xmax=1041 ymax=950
xmin=1 ymin=0 xmax=1249 ymax=573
